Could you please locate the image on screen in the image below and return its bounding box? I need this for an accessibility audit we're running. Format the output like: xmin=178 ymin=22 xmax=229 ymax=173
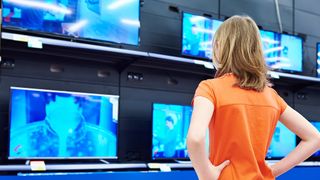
xmin=260 ymin=30 xmax=303 ymax=72
xmin=317 ymin=43 xmax=320 ymax=77
xmin=152 ymin=103 xmax=209 ymax=159
xmin=310 ymin=121 xmax=320 ymax=157
xmin=9 ymin=87 xmax=119 ymax=159
xmin=182 ymin=12 xmax=223 ymax=60
xmin=2 ymin=0 xmax=140 ymax=45
xmin=266 ymin=121 xmax=296 ymax=158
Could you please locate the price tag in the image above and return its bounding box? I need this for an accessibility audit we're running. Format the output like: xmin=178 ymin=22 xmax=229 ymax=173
xmin=159 ymin=164 xmax=171 ymax=172
xmin=28 ymin=38 xmax=43 ymax=49
xmin=30 ymin=161 xmax=46 ymax=171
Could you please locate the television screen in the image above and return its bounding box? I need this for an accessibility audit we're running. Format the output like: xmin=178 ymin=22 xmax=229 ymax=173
xmin=317 ymin=43 xmax=320 ymax=77
xmin=9 ymin=87 xmax=119 ymax=159
xmin=260 ymin=30 xmax=303 ymax=72
xmin=152 ymin=103 xmax=209 ymax=159
xmin=310 ymin=121 xmax=320 ymax=157
xmin=266 ymin=121 xmax=296 ymax=159
xmin=2 ymin=0 xmax=140 ymax=45
xmin=181 ymin=12 xmax=223 ymax=60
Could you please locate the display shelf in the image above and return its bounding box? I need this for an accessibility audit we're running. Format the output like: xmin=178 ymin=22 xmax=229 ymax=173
xmin=0 ymin=163 xmax=147 ymax=172
xmin=1 ymin=32 xmax=149 ymax=57
xmin=268 ymin=71 xmax=320 ymax=83
xmin=2 ymin=32 xmax=320 ymax=84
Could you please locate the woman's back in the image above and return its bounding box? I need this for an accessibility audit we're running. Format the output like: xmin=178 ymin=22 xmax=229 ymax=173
xmin=195 ymin=74 xmax=286 ymax=179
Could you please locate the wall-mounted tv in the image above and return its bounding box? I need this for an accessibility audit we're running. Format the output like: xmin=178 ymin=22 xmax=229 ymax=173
xmin=260 ymin=30 xmax=303 ymax=72
xmin=152 ymin=103 xmax=209 ymax=160
xmin=2 ymin=0 xmax=140 ymax=45
xmin=9 ymin=87 xmax=119 ymax=159
xmin=310 ymin=121 xmax=320 ymax=158
xmin=181 ymin=12 xmax=223 ymax=60
xmin=317 ymin=43 xmax=320 ymax=77
xmin=266 ymin=121 xmax=296 ymax=159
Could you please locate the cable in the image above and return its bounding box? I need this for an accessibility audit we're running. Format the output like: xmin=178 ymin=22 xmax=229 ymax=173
xmin=274 ymin=0 xmax=283 ymax=32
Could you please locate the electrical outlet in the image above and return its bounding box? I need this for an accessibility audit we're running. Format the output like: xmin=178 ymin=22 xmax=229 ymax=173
xmin=127 ymin=72 xmax=143 ymax=81
xmin=1 ymin=58 xmax=15 ymax=69
xmin=297 ymin=93 xmax=307 ymax=100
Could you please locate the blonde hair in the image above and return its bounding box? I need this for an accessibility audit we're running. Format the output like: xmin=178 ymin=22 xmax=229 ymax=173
xmin=213 ymin=15 xmax=268 ymax=92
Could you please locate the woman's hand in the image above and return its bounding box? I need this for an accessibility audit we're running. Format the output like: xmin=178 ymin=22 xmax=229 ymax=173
xmin=200 ymin=160 xmax=230 ymax=180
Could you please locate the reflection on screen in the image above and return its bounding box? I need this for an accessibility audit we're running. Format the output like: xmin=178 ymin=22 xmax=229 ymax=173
xmin=2 ymin=0 xmax=140 ymax=45
xmin=152 ymin=103 xmax=209 ymax=159
xmin=182 ymin=13 xmax=223 ymax=60
xmin=267 ymin=122 xmax=296 ymax=158
xmin=317 ymin=43 xmax=320 ymax=77
xmin=260 ymin=30 xmax=303 ymax=72
xmin=9 ymin=87 xmax=119 ymax=159
xmin=311 ymin=121 xmax=320 ymax=157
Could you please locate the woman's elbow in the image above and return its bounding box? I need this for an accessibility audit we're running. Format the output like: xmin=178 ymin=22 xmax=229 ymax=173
xmin=187 ymin=134 xmax=205 ymax=148
xmin=315 ymin=133 xmax=320 ymax=150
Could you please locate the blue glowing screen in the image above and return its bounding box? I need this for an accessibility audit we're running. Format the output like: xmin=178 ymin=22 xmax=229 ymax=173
xmin=260 ymin=30 xmax=303 ymax=72
xmin=311 ymin=121 xmax=320 ymax=157
xmin=152 ymin=103 xmax=193 ymax=159
xmin=182 ymin=13 xmax=223 ymax=60
xmin=317 ymin=43 xmax=320 ymax=77
xmin=9 ymin=87 xmax=119 ymax=159
xmin=2 ymin=0 xmax=140 ymax=45
xmin=267 ymin=122 xmax=296 ymax=158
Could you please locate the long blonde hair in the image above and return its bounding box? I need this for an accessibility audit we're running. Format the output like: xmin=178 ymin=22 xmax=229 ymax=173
xmin=213 ymin=15 xmax=268 ymax=92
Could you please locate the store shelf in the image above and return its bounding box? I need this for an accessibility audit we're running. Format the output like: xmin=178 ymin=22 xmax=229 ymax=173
xmin=2 ymin=32 xmax=320 ymax=84
xmin=268 ymin=71 xmax=320 ymax=83
xmin=1 ymin=32 xmax=149 ymax=57
xmin=0 ymin=163 xmax=147 ymax=172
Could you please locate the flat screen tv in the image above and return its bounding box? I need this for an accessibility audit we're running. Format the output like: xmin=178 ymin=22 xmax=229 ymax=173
xmin=152 ymin=103 xmax=209 ymax=160
xmin=2 ymin=0 xmax=140 ymax=45
xmin=181 ymin=12 xmax=223 ymax=60
xmin=260 ymin=30 xmax=303 ymax=72
xmin=317 ymin=43 xmax=320 ymax=77
xmin=266 ymin=121 xmax=296 ymax=159
xmin=9 ymin=87 xmax=119 ymax=159
xmin=310 ymin=121 xmax=320 ymax=158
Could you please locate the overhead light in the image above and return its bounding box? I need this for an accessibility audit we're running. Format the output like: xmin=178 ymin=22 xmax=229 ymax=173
xmin=265 ymin=57 xmax=290 ymax=62
xmin=261 ymin=38 xmax=280 ymax=45
xmin=68 ymin=20 xmax=88 ymax=33
xmin=263 ymin=47 xmax=283 ymax=54
xmin=192 ymin=27 xmax=215 ymax=34
xmin=6 ymin=0 xmax=72 ymax=14
xmin=121 ymin=19 xmax=140 ymax=27
xmin=190 ymin=16 xmax=207 ymax=23
xmin=200 ymin=41 xmax=213 ymax=46
xmin=108 ymin=0 xmax=135 ymax=10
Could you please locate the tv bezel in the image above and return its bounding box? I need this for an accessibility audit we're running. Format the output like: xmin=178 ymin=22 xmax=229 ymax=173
xmin=8 ymin=86 xmax=120 ymax=160
xmin=151 ymin=102 xmax=193 ymax=161
xmin=180 ymin=11 xmax=223 ymax=62
xmin=259 ymin=29 xmax=304 ymax=73
xmin=1 ymin=0 xmax=141 ymax=46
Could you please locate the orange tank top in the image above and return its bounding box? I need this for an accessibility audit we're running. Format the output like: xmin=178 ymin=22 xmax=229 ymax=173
xmin=193 ymin=74 xmax=287 ymax=180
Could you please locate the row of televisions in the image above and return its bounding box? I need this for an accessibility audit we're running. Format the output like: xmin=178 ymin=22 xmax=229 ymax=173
xmin=7 ymin=86 xmax=320 ymax=161
xmin=2 ymin=0 xmax=320 ymax=74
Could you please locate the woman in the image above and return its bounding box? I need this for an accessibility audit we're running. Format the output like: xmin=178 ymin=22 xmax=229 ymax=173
xmin=187 ymin=15 xmax=320 ymax=180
